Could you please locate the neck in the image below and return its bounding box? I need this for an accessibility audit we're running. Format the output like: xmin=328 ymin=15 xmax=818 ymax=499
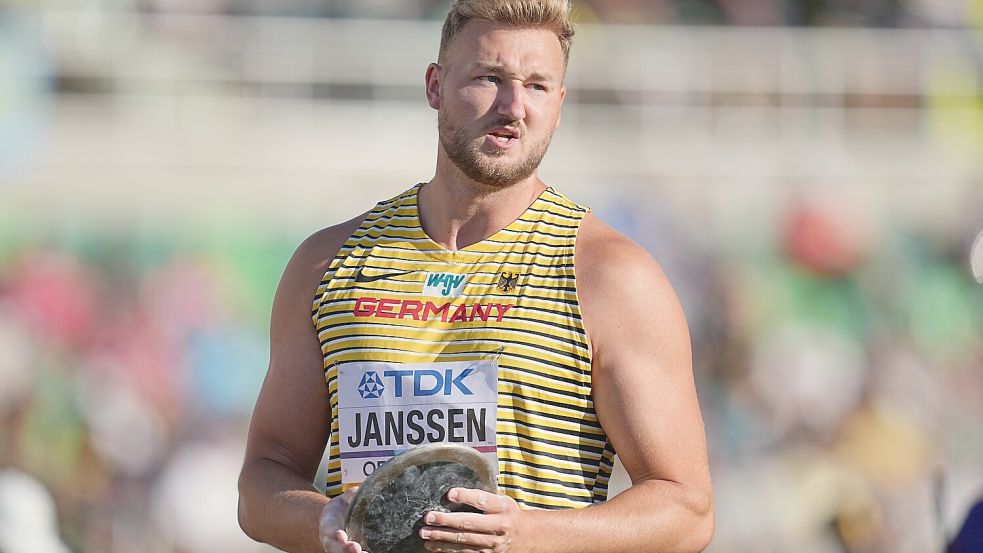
xmin=420 ymin=158 xmax=547 ymax=251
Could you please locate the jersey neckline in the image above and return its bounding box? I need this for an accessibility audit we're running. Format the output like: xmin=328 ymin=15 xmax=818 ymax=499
xmin=408 ymin=182 xmax=552 ymax=259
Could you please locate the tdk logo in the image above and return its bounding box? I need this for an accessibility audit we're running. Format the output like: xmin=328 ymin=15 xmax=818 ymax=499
xmin=422 ymin=272 xmax=467 ymax=298
xmin=379 ymin=368 xmax=475 ymax=397
xmin=357 ymin=371 xmax=385 ymax=399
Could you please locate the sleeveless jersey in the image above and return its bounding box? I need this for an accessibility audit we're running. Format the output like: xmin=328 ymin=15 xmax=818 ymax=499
xmin=311 ymin=183 xmax=616 ymax=509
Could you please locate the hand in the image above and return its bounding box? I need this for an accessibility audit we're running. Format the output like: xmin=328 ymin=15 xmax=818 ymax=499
xmin=419 ymin=487 xmax=524 ymax=553
xmin=319 ymin=488 xmax=365 ymax=553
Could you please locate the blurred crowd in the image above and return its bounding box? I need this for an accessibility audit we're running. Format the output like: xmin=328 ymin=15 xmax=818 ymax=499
xmin=0 ymin=193 xmax=981 ymax=553
xmin=604 ymin=194 xmax=983 ymax=552
xmin=0 ymin=227 xmax=291 ymax=553
xmin=0 ymin=0 xmax=980 ymax=27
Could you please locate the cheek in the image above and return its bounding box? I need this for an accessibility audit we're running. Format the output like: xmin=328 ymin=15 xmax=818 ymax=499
xmin=454 ymin=84 xmax=498 ymax=115
xmin=527 ymin=97 xmax=560 ymax=127
xmin=456 ymin=86 xmax=496 ymax=115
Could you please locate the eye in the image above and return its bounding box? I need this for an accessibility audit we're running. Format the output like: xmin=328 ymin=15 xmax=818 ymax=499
xmin=528 ymin=83 xmax=548 ymax=92
xmin=478 ymin=75 xmax=501 ymax=84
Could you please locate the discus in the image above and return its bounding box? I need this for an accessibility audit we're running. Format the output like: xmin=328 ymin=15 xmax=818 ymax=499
xmin=345 ymin=443 xmax=498 ymax=553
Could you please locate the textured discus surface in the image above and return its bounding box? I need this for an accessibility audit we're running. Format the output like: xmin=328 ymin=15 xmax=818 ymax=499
xmin=345 ymin=444 xmax=497 ymax=553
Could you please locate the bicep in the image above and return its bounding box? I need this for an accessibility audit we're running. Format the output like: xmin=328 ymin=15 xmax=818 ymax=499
xmin=583 ymin=244 xmax=709 ymax=490
xmin=243 ymin=237 xmax=334 ymax=482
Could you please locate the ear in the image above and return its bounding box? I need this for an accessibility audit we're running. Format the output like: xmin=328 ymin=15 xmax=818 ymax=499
xmin=556 ymin=85 xmax=566 ymax=128
xmin=425 ymin=63 xmax=442 ymax=110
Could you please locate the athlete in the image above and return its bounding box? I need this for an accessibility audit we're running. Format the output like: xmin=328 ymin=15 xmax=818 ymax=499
xmin=238 ymin=1 xmax=713 ymax=552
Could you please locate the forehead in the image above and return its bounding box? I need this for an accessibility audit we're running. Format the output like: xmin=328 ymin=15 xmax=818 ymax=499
xmin=447 ymin=20 xmax=565 ymax=77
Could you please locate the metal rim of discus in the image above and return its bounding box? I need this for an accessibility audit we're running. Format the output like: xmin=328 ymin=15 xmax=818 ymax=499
xmin=345 ymin=443 xmax=498 ymax=552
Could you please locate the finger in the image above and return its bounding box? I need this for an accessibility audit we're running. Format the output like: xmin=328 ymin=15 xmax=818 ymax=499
xmin=422 ymin=511 xmax=503 ymax=535
xmin=335 ymin=530 xmax=364 ymax=553
xmin=446 ymin=488 xmax=504 ymax=513
xmin=420 ymin=527 xmax=503 ymax=549
xmin=422 ymin=539 xmax=483 ymax=553
xmin=320 ymin=512 xmax=348 ymax=549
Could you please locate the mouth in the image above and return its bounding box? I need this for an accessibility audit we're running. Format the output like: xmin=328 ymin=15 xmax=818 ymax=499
xmin=485 ymin=127 xmax=520 ymax=148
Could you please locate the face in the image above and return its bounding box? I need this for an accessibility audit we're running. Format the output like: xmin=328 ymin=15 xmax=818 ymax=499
xmin=426 ymin=20 xmax=567 ymax=188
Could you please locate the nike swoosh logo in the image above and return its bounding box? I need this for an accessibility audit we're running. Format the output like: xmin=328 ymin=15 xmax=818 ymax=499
xmin=353 ymin=267 xmax=416 ymax=283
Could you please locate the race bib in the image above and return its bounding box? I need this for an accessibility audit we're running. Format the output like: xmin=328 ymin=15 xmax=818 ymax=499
xmin=337 ymin=358 xmax=499 ymax=487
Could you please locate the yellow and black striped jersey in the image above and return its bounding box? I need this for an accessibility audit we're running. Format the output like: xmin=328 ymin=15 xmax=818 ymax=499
xmin=312 ymin=183 xmax=615 ymax=509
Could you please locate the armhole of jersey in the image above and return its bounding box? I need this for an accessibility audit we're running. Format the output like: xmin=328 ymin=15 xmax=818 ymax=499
xmin=308 ymin=185 xmax=421 ymax=327
xmin=570 ymin=206 xmax=593 ymax=364
xmin=309 ymin=213 xmax=376 ymax=327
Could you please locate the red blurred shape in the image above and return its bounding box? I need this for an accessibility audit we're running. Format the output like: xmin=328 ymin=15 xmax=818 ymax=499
xmin=783 ymin=202 xmax=865 ymax=277
xmin=7 ymin=252 xmax=97 ymax=349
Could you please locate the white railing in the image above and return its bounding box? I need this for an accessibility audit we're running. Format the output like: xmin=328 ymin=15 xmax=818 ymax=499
xmin=13 ymin=10 xmax=978 ymax=103
xmin=2 ymin=9 xmax=979 ymax=223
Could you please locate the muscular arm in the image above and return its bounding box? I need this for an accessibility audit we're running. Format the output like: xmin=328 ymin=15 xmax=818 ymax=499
xmin=238 ymin=214 xmax=366 ymax=553
xmin=527 ymin=213 xmax=714 ymax=552
xmin=423 ymin=213 xmax=713 ymax=553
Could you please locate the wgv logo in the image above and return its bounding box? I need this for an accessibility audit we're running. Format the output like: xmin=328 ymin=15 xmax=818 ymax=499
xmin=422 ymin=272 xmax=467 ymax=298
xmin=381 ymin=368 xmax=475 ymax=397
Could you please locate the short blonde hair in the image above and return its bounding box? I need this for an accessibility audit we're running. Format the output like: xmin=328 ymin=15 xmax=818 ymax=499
xmin=438 ymin=0 xmax=575 ymax=68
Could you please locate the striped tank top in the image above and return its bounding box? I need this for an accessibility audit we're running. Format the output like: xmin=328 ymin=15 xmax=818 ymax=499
xmin=312 ymin=183 xmax=616 ymax=509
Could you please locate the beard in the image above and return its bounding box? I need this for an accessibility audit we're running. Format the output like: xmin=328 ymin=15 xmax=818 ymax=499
xmin=438 ymin=110 xmax=554 ymax=188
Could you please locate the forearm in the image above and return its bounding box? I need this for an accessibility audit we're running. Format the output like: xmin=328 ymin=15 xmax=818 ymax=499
xmin=523 ymin=479 xmax=713 ymax=553
xmin=238 ymin=457 xmax=330 ymax=553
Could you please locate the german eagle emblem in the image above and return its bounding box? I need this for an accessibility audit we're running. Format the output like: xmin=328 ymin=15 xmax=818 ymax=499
xmin=497 ymin=272 xmax=519 ymax=293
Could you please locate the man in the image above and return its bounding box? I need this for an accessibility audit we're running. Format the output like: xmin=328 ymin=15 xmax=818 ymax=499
xmin=238 ymin=1 xmax=714 ymax=552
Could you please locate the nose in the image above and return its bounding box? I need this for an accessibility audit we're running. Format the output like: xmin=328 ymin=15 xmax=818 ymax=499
xmin=496 ymin=80 xmax=526 ymax=122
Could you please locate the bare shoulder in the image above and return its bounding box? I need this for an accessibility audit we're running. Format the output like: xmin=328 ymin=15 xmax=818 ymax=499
xmin=575 ymin=212 xmax=688 ymax=356
xmin=291 ymin=211 xmax=369 ymax=276
xmin=576 ymin=212 xmax=675 ymax=300
xmin=279 ymin=211 xmax=369 ymax=301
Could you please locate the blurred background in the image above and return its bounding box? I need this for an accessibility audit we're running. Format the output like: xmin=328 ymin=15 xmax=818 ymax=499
xmin=1 ymin=1 xmax=982 ymax=552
